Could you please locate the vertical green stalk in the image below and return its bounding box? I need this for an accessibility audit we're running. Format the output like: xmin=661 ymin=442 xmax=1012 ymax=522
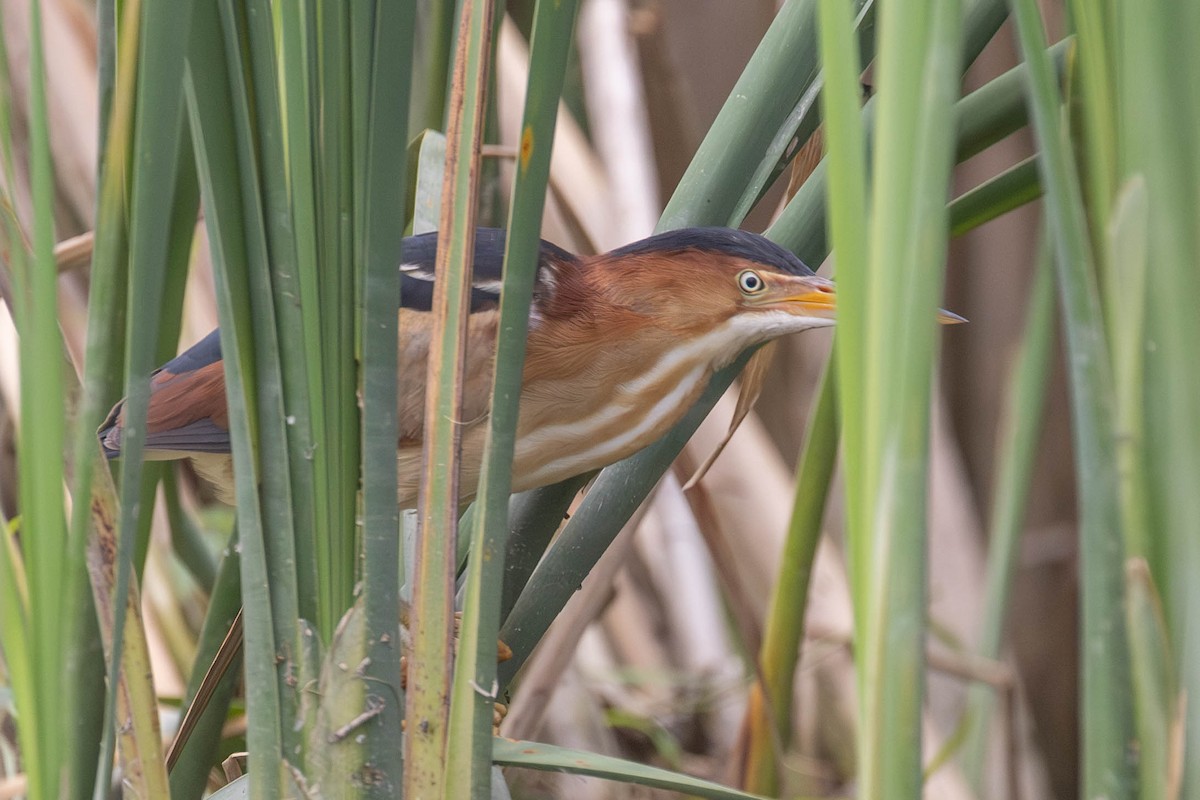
xmin=1065 ymin=0 xmax=1117 ymax=327
xmin=1106 ymin=179 xmax=1150 ymax=561
xmin=1116 ymin=0 xmax=1200 ymax=791
xmin=61 ymin=0 xmax=141 ymax=794
xmin=411 ymin=0 xmax=458 ymax=134
xmin=274 ymin=3 xmax=334 ymax=636
xmin=742 ymin=362 xmax=839 ymax=794
xmin=28 ymin=4 xmax=66 ymax=796
xmin=215 ymin=0 xmax=309 ymax=762
xmin=242 ymin=0 xmax=319 ymax=628
xmin=103 ymin=0 xmax=195 ymax=795
xmin=185 ymin=101 xmax=285 ymax=799
xmin=1007 ymin=0 xmax=1135 ymax=795
xmin=854 ymin=0 xmax=963 ymax=793
xmin=446 ymin=1 xmax=581 ymax=796
xmin=96 ymin=0 xmax=116 ymax=155
xmin=815 ymin=0 xmax=869 ymax=622
xmin=185 ymin=1 xmax=288 ymax=790
xmin=0 ymin=3 xmax=69 ymax=797
xmin=404 ymin=1 xmax=495 ymax=796
xmin=359 ymin=0 xmax=417 ymax=792
xmin=315 ymin=0 xmax=359 ymax=625
xmin=960 ymin=237 xmax=1055 ymax=787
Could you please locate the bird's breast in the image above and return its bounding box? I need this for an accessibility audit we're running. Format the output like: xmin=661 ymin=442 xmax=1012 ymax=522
xmin=395 ymin=317 xmax=734 ymax=506
xmin=507 ymin=336 xmax=715 ymax=492
xmin=397 ymin=307 xmax=500 ymax=442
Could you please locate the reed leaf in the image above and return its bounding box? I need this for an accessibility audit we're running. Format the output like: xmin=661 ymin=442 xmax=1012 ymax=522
xmin=242 ymin=0 xmax=320 ymax=629
xmin=404 ymin=1 xmax=496 ymax=795
xmin=1116 ymin=0 xmax=1200 ymax=788
xmin=848 ymin=0 xmax=963 ymax=792
xmin=447 ymin=1 xmax=581 ymax=796
xmin=357 ymin=1 xmax=418 ymax=792
xmin=492 ymin=738 xmax=770 ymax=800
xmin=815 ymin=0 xmax=869 ymax=617
xmin=0 ymin=4 xmax=71 ymax=793
xmin=225 ymin=0 xmax=316 ymax=762
xmin=742 ymin=360 xmax=839 ymax=794
xmin=184 ymin=2 xmax=289 ymax=789
xmin=959 ymin=235 xmax=1055 ymax=787
xmin=63 ymin=0 xmax=143 ymax=793
xmin=1106 ymin=177 xmax=1150 ymax=560
xmin=1008 ymin=0 xmax=1135 ymax=794
xmin=313 ymin=0 xmax=361 ymax=631
xmin=274 ymin=3 xmax=337 ymax=638
xmin=948 ymin=156 xmax=1042 ymax=237
xmin=97 ymin=1 xmax=197 ymax=794
xmin=771 ymin=32 xmax=1063 ymax=264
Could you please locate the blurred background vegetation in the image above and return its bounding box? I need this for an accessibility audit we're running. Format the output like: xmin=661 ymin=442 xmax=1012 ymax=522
xmin=0 ymin=0 xmax=1196 ymax=798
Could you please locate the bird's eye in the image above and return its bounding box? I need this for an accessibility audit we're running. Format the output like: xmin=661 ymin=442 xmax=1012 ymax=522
xmin=737 ymin=270 xmax=765 ymax=295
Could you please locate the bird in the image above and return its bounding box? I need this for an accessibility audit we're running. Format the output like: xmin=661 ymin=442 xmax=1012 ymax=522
xmin=98 ymin=226 xmax=960 ymax=505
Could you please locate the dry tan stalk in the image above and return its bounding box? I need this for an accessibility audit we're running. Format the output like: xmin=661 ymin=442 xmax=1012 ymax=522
xmin=577 ymin=0 xmax=661 ymax=245
xmin=496 ymin=17 xmax=611 ymax=253
xmin=53 ymin=229 xmax=92 ymax=272
xmin=628 ymin=0 xmax=703 ymax=198
xmin=0 ymin=305 xmax=20 ymax=424
xmin=141 ymin=517 xmax=194 ymax=698
xmin=0 ymin=775 xmax=29 ymax=800
xmin=502 ymin=499 xmax=649 ymax=740
xmin=507 ymin=657 xmax=626 ymax=800
xmin=635 ymin=475 xmax=747 ymax=747
xmin=84 ymin=461 xmax=171 ymax=797
xmin=1 ymin=0 xmax=98 ymax=228
xmin=598 ymin=559 xmax=672 ymax=679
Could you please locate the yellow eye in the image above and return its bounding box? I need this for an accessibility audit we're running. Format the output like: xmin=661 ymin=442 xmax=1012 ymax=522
xmin=737 ymin=269 xmax=765 ymax=295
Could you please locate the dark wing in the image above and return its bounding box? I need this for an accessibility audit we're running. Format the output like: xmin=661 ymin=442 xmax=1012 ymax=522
xmin=98 ymin=229 xmax=579 ymax=459
xmin=98 ymin=329 xmax=231 ymax=458
xmin=398 ymin=228 xmax=577 ymax=312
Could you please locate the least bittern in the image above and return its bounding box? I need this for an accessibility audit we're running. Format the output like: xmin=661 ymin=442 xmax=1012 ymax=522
xmin=99 ymin=227 xmax=959 ymax=500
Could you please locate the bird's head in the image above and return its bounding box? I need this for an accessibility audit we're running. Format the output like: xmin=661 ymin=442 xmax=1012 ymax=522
xmin=585 ymin=228 xmax=962 ymax=369
xmin=586 ymin=229 xmax=836 ymax=364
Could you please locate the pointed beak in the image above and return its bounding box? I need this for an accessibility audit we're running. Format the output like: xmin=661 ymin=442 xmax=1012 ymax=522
xmin=937 ymin=308 xmax=968 ymax=324
xmin=775 ymin=275 xmax=967 ymax=324
xmin=777 ymin=275 xmax=837 ymax=319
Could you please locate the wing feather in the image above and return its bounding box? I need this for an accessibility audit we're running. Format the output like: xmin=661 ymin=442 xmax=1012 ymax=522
xmin=99 ymin=333 xmax=231 ymax=457
xmin=99 ymin=229 xmax=577 ymax=461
